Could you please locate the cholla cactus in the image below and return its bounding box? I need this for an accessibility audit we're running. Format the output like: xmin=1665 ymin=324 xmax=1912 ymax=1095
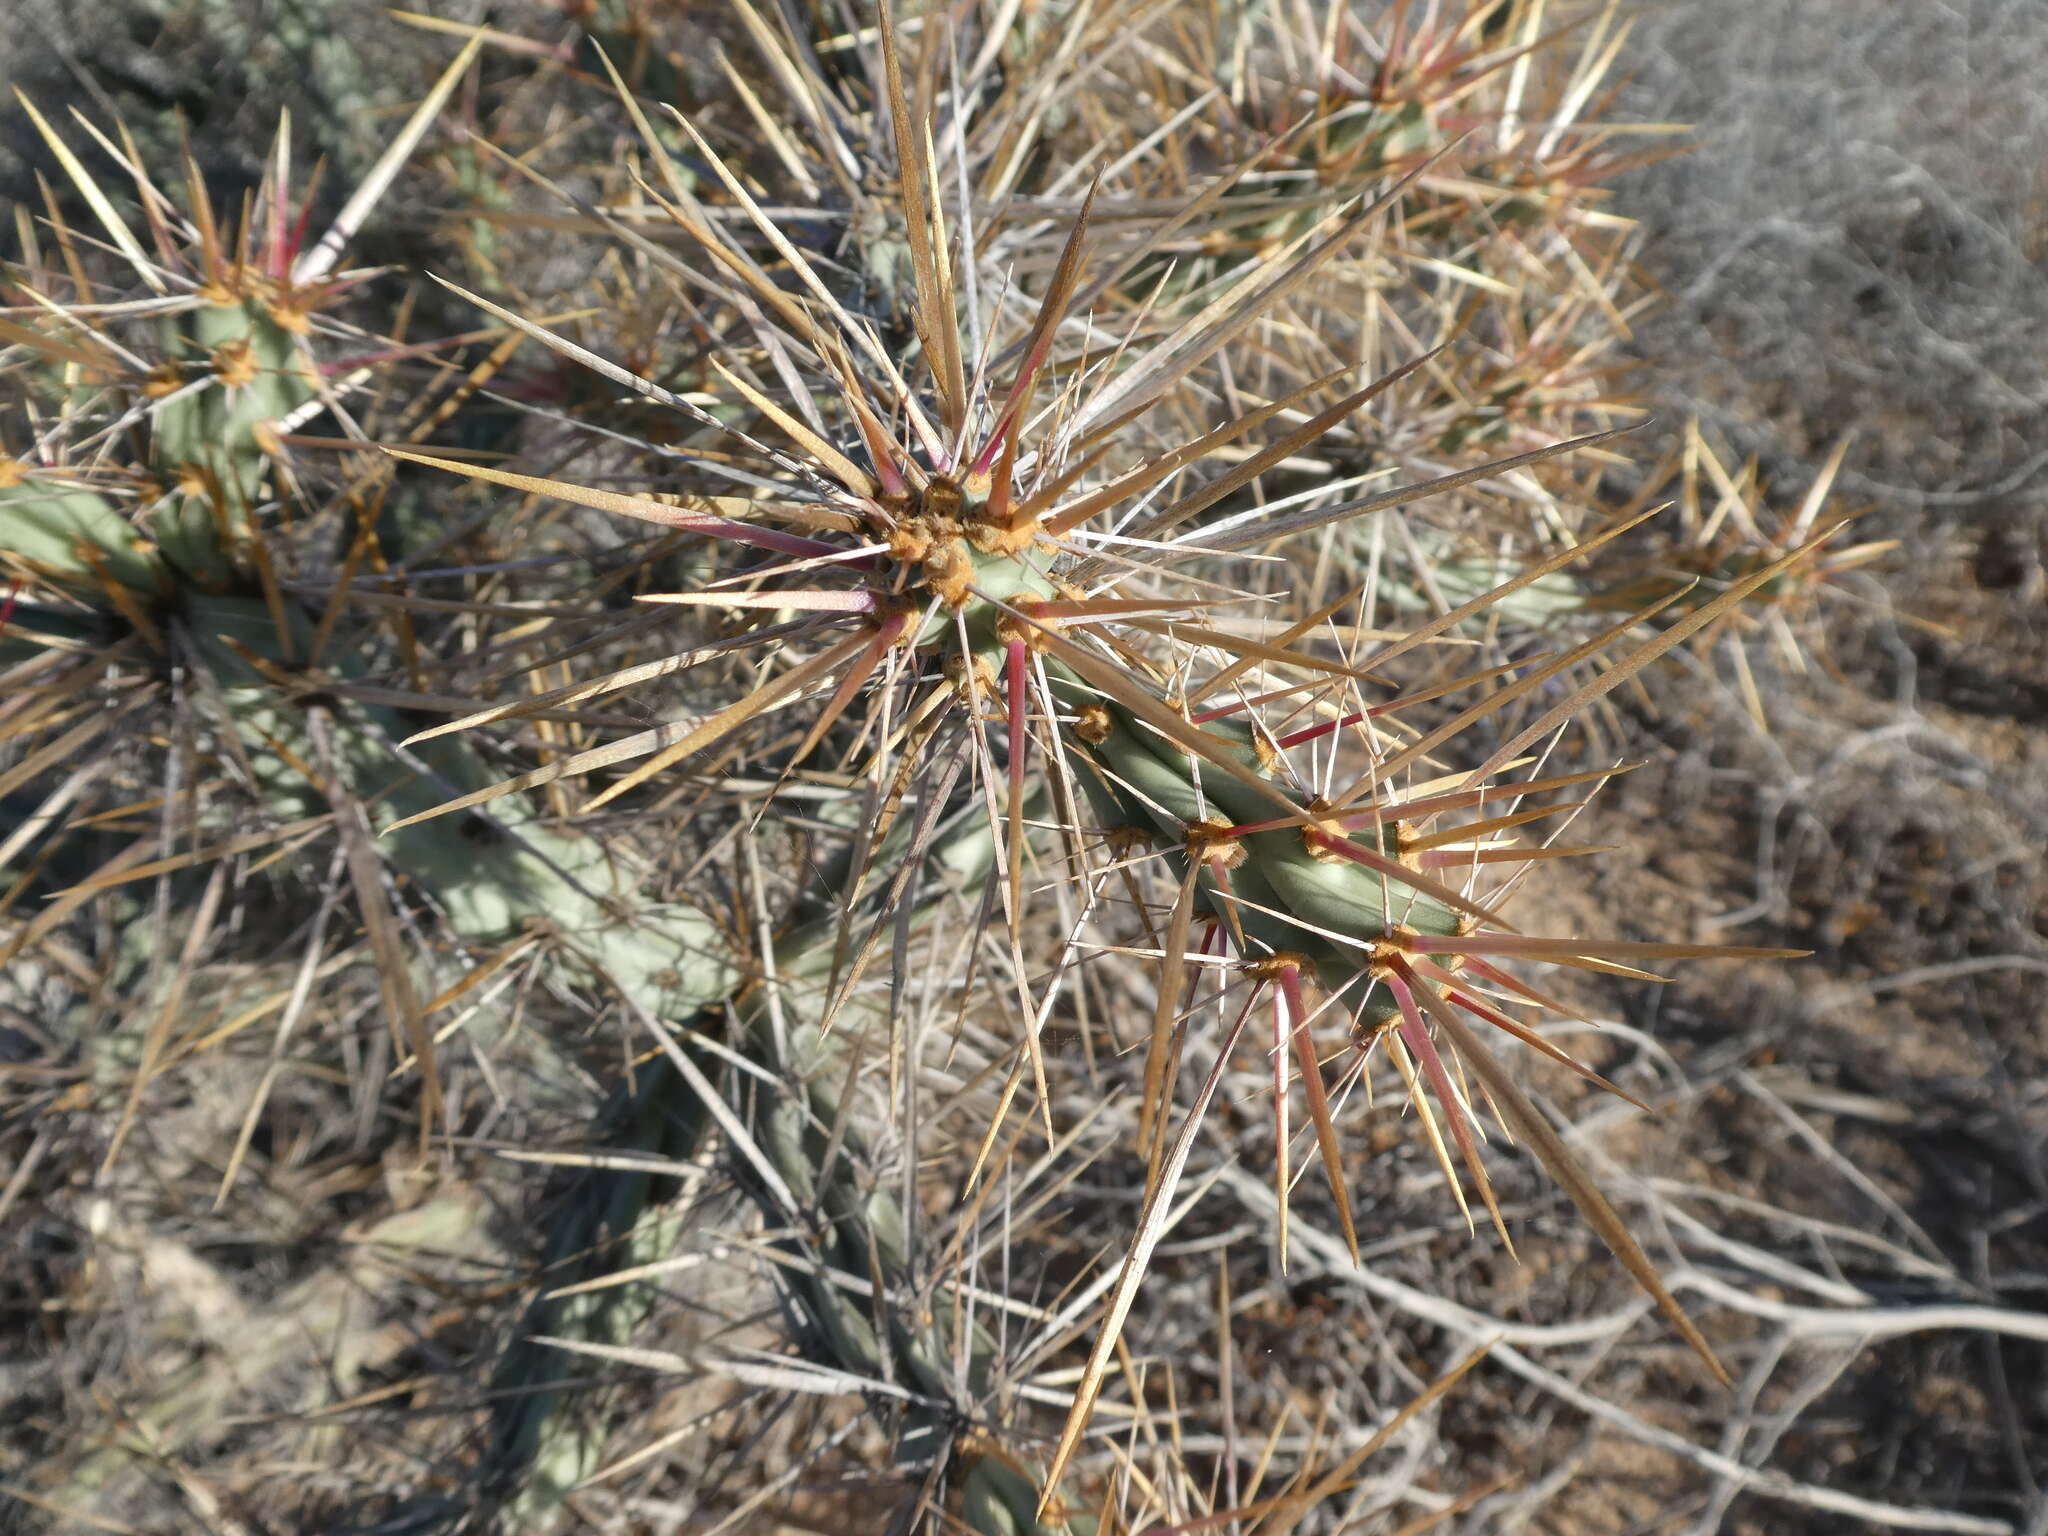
xmin=0 ymin=6 xmax=1842 ymax=1526
xmin=1 ymin=43 xmax=746 ymax=1162
xmin=390 ymin=6 xmax=1829 ymax=1511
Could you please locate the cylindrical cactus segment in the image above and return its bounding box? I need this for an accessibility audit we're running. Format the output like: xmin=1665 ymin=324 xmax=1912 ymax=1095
xmin=898 ymin=524 xmax=1469 ymax=1004
xmin=0 ymin=474 xmax=169 ymax=602
xmin=898 ymin=535 xmax=1458 ymax=1017
xmin=0 ymin=300 xmax=309 ymax=605
xmin=1040 ymin=654 xmax=1458 ymax=1016
xmin=150 ymin=300 xmax=314 ymax=590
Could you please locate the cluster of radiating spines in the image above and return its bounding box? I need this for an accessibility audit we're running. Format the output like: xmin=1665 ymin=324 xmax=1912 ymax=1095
xmin=2 ymin=41 xmax=491 ymax=610
xmin=0 ymin=101 xmax=332 ymax=602
xmin=1585 ymin=424 xmax=1900 ymax=711
xmin=1273 ymin=1 xmax=1668 ymax=196
xmin=1125 ymin=0 xmax=1664 ymax=264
